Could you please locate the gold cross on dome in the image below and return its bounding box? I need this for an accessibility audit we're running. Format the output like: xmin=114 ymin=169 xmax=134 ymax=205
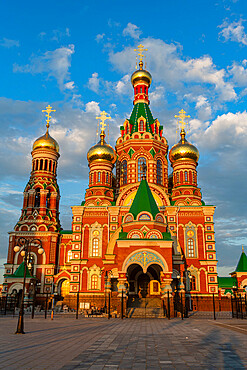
xmin=42 ymin=105 xmax=56 ymax=131
xmin=175 ymin=109 xmax=190 ymax=132
xmin=134 ymin=44 xmax=148 ymax=69
xmin=96 ymin=111 xmax=111 ymax=131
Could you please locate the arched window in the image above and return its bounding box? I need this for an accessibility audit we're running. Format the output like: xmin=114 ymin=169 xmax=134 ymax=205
xmin=46 ymin=191 xmax=51 ymax=208
xmin=190 ymin=275 xmax=196 ymax=291
xmin=91 ymin=274 xmax=98 ymax=290
xmin=49 ymin=160 xmax=52 ymax=172
xmin=156 ymin=159 xmax=162 ymax=185
xmin=187 ymin=238 xmax=195 ymax=257
xmin=138 ymin=157 xmax=147 ymax=181
xmin=144 ymin=87 xmax=147 ymax=94
xmin=67 ymin=250 xmax=72 ymax=263
xmin=140 ymin=87 xmax=142 ymax=93
xmin=139 ymin=120 xmax=145 ymax=132
xmin=35 ymin=160 xmax=39 ymax=171
xmin=193 ymin=172 xmax=195 ymax=183
xmin=122 ymin=160 xmax=127 ymax=185
xmin=185 ymin=171 xmax=188 ymax=182
xmin=34 ymin=189 xmax=40 ymax=208
xmin=92 ymin=238 xmax=99 ymax=257
xmin=97 ymin=172 xmax=101 ymax=182
xmin=40 ymin=159 xmax=43 ymax=171
xmin=176 ymin=172 xmax=179 ymax=184
xmin=44 ymin=159 xmax=48 ymax=171
xmin=106 ymin=172 xmax=109 ymax=184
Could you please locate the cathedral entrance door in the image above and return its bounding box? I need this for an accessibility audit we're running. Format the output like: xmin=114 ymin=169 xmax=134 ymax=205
xmin=138 ymin=273 xmax=150 ymax=298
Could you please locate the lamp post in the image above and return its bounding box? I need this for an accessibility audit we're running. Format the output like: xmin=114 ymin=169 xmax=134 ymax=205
xmin=13 ymin=237 xmax=44 ymax=334
xmin=99 ymin=268 xmax=113 ymax=315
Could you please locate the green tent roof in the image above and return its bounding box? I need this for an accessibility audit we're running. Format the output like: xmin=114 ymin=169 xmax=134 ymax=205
xmin=217 ymin=276 xmax=237 ymax=288
xmin=129 ymin=103 xmax=155 ymax=134
xmin=4 ymin=262 xmax=34 ymax=279
xmin=235 ymin=251 xmax=247 ymax=272
xmin=129 ymin=179 xmax=159 ymax=219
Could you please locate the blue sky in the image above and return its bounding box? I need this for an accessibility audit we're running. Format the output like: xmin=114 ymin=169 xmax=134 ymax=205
xmin=0 ymin=0 xmax=247 ymax=281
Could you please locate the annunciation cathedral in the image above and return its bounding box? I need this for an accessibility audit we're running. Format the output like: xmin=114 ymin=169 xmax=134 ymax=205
xmin=5 ymin=46 xmax=244 ymax=312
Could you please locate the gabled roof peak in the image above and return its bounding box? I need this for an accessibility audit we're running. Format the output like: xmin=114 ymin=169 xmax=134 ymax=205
xmin=129 ymin=179 xmax=159 ymax=219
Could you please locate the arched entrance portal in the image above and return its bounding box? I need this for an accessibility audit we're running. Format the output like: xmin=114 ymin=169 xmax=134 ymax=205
xmin=58 ymin=279 xmax=70 ymax=297
xmin=127 ymin=263 xmax=162 ymax=298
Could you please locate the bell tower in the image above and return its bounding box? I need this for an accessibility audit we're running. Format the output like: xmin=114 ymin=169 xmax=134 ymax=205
xmin=169 ymin=110 xmax=202 ymax=206
xmin=85 ymin=111 xmax=116 ymax=206
xmin=3 ymin=106 xmax=61 ymax=295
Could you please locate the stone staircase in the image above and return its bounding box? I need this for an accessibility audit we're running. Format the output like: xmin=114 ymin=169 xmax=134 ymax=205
xmin=127 ymin=297 xmax=164 ymax=318
xmin=127 ymin=307 xmax=163 ymax=318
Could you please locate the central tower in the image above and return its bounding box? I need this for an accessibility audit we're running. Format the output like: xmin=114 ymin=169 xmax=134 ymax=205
xmin=116 ymin=45 xmax=169 ymax=200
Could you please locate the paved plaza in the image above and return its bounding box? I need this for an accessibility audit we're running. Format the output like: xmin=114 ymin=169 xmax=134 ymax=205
xmin=0 ymin=316 xmax=247 ymax=369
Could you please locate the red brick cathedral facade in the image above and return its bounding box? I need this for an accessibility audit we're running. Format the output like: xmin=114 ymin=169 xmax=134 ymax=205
xmin=3 ymin=58 xmax=219 ymax=309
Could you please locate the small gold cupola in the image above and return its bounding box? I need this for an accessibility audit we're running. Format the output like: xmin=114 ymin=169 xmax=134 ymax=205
xmin=131 ymin=44 xmax=152 ymax=105
xmin=87 ymin=111 xmax=116 ymax=164
xmin=169 ymin=109 xmax=199 ymax=164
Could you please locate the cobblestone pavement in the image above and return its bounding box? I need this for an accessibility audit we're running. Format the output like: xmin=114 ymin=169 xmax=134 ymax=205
xmin=0 ymin=316 xmax=247 ymax=369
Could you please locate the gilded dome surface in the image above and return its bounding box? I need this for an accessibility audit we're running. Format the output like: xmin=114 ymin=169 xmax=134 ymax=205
xmin=33 ymin=132 xmax=59 ymax=153
xmin=87 ymin=132 xmax=116 ymax=164
xmin=169 ymin=130 xmax=199 ymax=164
xmin=131 ymin=62 xmax=152 ymax=86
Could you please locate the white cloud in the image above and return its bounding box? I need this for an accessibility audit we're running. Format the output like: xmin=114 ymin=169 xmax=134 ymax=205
xmin=219 ymin=19 xmax=247 ymax=45
xmin=64 ymin=81 xmax=75 ymax=90
xmin=191 ymin=111 xmax=247 ymax=150
xmin=0 ymin=38 xmax=19 ymax=48
xmin=229 ymin=60 xmax=247 ymax=87
xmin=85 ymin=101 xmax=101 ymax=115
xmin=115 ymin=74 xmax=131 ymax=95
xmin=88 ymin=72 xmax=100 ymax=93
xmin=123 ymin=23 xmax=142 ymax=39
xmin=13 ymin=44 xmax=75 ymax=91
xmin=109 ymin=38 xmax=236 ymax=102
xmin=38 ymin=28 xmax=70 ymax=42
xmin=96 ymin=33 xmax=105 ymax=42
xmin=149 ymin=86 xmax=165 ymax=106
xmin=217 ymin=266 xmax=235 ymax=276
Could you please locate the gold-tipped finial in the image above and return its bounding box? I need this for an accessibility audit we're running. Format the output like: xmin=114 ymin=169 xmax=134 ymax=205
xmin=134 ymin=44 xmax=148 ymax=70
xmin=42 ymin=105 xmax=56 ymax=132
xmin=175 ymin=109 xmax=190 ymax=142
xmin=96 ymin=110 xmax=111 ymax=132
xmin=96 ymin=111 xmax=111 ymax=144
xmin=242 ymin=245 xmax=244 ymax=252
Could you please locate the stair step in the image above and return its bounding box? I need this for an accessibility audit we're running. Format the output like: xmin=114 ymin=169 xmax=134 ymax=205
xmin=127 ymin=307 xmax=163 ymax=318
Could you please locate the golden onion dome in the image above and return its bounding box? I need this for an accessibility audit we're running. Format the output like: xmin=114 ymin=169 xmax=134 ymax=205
xmin=33 ymin=131 xmax=59 ymax=153
xmin=131 ymin=61 xmax=152 ymax=87
xmin=169 ymin=129 xmax=199 ymax=164
xmin=87 ymin=131 xmax=116 ymax=164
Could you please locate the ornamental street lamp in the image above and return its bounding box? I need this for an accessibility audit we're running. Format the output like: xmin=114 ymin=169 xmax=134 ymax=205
xmin=13 ymin=237 xmax=44 ymax=334
xmin=99 ymin=269 xmax=113 ymax=317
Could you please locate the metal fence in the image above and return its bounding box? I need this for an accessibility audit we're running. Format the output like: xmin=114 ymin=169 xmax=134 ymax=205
xmin=231 ymin=295 xmax=247 ymax=319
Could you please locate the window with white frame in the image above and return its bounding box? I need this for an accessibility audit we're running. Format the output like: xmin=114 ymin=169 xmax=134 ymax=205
xmin=67 ymin=250 xmax=72 ymax=262
xmin=91 ymin=274 xmax=98 ymax=290
xmin=187 ymin=238 xmax=195 ymax=257
xmin=92 ymin=238 xmax=99 ymax=257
